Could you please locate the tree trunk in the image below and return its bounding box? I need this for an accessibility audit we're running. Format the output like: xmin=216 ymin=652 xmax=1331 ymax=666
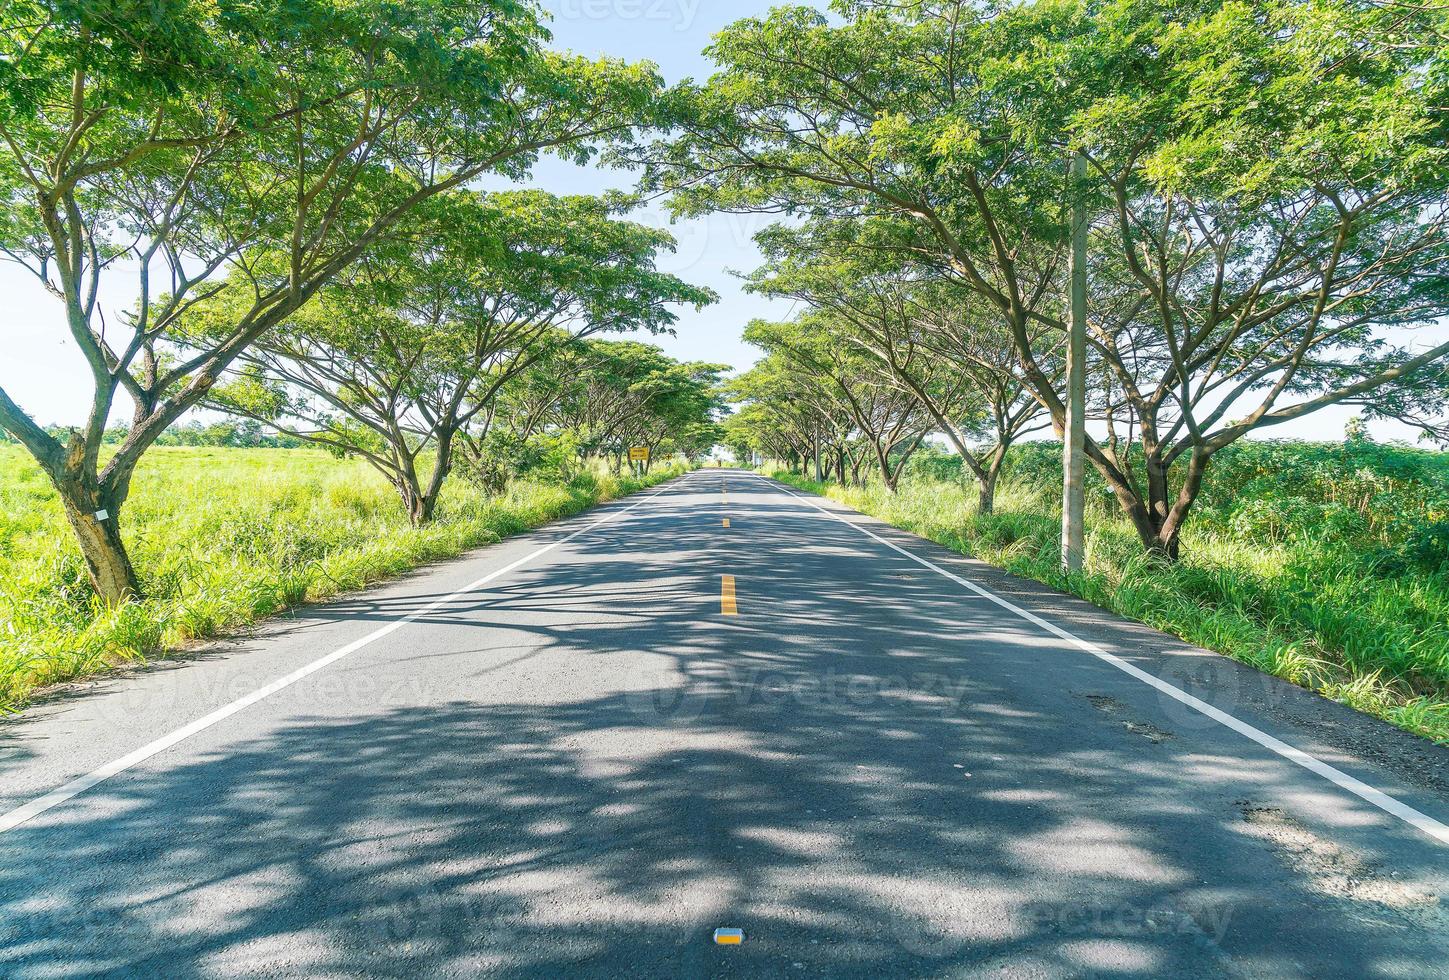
xmin=394 ymin=458 xmax=436 ymax=527
xmin=414 ymin=432 xmax=455 ymax=525
xmin=874 ymin=441 xmax=898 ymax=492
xmin=1150 ymin=447 xmax=1210 ymax=560
xmin=977 ymin=467 xmax=999 ymax=516
xmin=1152 ymin=531 xmax=1181 ymax=560
xmin=60 ymin=490 xmax=140 ymax=604
xmin=933 ymin=421 xmax=1000 ymax=518
xmin=391 ymin=444 xmax=446 ymax=528
xmin=398 ymin=480 xmax=437 ymax=527
xmin=977 ymin=443 xmax=1009 ymax=516
xmin=1083 ymin=441 xmax=1209 ymax=561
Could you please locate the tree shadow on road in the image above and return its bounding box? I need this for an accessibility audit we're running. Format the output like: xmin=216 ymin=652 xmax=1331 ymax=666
xmin=1 ymin=481 xmax=1441 ymax=978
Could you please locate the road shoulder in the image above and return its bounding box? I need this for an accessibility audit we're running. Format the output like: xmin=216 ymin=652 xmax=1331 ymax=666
xmin=757 ymin=474 xmax=1449 ymax=804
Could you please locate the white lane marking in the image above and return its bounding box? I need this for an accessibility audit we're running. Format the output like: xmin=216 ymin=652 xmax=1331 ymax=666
xmin=760 ymin=475 xmax=1449 ymax=847
xmin=0 ymin=475 xmax=695 ymax=835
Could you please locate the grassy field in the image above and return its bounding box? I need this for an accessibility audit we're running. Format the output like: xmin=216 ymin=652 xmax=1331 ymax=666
xmin=0 ymin=446 xmax=685 ymax=712
xmin=772 ymin=439 xmax=1449 ymax=744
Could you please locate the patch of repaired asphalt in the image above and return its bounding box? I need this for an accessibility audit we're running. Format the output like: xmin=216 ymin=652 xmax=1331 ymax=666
xmin=1237 ymin=801 xmax=1443 ymax=926
xmin=1083 ymin=693 xmax=1177 ymax=744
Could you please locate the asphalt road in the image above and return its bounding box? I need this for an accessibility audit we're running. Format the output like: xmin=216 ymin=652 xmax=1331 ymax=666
xmin=2 ymin=469 xmax=1447 ymax=978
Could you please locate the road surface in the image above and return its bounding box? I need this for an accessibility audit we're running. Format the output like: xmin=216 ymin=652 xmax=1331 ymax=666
xmin=2 ymin=470 xmax=1447 ymax=978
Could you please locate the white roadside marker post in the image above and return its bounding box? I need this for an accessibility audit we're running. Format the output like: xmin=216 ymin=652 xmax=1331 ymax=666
xmin=1061 ymin=150 xmax=1088 ymax=574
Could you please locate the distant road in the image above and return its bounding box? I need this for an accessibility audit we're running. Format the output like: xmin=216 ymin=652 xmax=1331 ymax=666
xmin=2 ymin=469 xmax=1446 ymax=977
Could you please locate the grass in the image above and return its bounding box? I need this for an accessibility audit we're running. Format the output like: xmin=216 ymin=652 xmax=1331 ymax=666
xmin=0 ymin=446 xmax=687 ymax=712
xmin=769 ymin=440 xmax=1449 ymax=744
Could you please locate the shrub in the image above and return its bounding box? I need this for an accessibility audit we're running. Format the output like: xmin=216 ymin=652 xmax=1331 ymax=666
xmin=904 ymin=443 xmax=965 ymax=483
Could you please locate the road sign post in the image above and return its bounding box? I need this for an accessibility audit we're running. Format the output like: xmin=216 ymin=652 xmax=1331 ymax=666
xmin=628 ymin=446 xmax=649 ymax=476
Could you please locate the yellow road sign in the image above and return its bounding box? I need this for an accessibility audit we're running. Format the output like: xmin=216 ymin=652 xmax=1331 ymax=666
xmin=628 ymin=446 xmax=650 ymax=461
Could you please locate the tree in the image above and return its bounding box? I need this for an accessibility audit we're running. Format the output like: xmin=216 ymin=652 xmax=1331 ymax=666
xmin=1061 ymin=0 xmax=1449 ymax=555
xmin=747 ymin=219 xmax=1056 ymax=511
xmin=745 ymin=316 xmax=931 ymax=491
xmin=648 ymin=0 xmax=1449 ymax=557
xmin=725 ymin=356 xmax=846 ymax=476
xmin=200 ymin=190 xmax=713 ymax=524
xmin=546 ymin=341 xmax=728 ymax=473
xmin=0 ymin=0 xmax=667 ymax=601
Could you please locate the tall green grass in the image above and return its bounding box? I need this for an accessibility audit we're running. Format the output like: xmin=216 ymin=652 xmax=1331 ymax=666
xmin=0 ymin=446 xmax=685 ymax=711
xmin=771 ymin=440 xmax=1449 ymax=744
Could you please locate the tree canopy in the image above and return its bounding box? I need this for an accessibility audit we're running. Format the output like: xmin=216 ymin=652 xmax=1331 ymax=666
xmin=655 ymin=0 xmax=1449 ymax=555
xmin=197 ymin=189 xmax=715 ymax=523
xmin=5 ymin=0 xmax=1448 ymax=603
xmin=0 ymin=0 xmax=677 ymax=599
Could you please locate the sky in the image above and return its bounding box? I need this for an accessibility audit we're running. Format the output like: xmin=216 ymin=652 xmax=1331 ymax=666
xmin=515 ymin=0 xmax=801 ymax=376
xmin=1 ymin=0 xmax=1439 ymax=443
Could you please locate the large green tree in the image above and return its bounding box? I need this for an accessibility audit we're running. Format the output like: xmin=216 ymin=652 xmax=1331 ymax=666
xmin=202 ymin=191 xmax=713 ymax=524
xmin=748 ymin=220 xmax=1056 ymax=511
xmin=745 ymin=315 xmax=931 ymax=490
xmin=648 ymin=0 xmax=1449 ymax=556
xmin=0 ymin=0 xmax=666 ymax=600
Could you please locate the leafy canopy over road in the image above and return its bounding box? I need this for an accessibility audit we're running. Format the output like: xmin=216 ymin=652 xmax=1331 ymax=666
xmin=649 ymin=0 xmax=1449 ymax=558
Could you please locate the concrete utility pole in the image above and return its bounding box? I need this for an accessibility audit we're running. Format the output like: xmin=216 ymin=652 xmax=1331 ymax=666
xmin=1061 ymin=151 xmax=1088 ymax=573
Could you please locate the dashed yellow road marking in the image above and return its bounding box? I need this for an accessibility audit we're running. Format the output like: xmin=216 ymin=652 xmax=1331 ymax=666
xmin=722 ymin=518 xmax=730 ymax=528
xmin=720 ymin=575 xmax=738 ymax=615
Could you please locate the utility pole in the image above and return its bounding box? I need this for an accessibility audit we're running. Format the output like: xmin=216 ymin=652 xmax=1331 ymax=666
xmin=1061 ymin=151 xmax=1088 ymax=574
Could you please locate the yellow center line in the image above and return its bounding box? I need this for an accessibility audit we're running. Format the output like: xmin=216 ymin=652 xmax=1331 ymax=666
xmin=720 ymin=575 xmax=738 ymax=616
xmin=722 ymin=517 xmax=730 ymax=528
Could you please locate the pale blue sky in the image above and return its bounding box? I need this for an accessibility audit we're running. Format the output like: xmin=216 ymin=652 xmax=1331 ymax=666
xmin=520 ymin=0 xmax=802 ymax=375
xmin=0 ymin=0 xmax=1434 ymax=441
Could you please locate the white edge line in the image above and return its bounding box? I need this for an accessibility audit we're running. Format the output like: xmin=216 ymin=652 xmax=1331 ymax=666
xmin=0 ymin=475 xmax=690 ymax=835
xmin=760 ymin=474 xmax=1449 ymax=847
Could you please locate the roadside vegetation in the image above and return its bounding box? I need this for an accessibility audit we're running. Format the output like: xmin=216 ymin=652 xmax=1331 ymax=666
xmin=771 ymin=437 xmax=1449 ymax=743
xmin=0 ymin=0 xmax=704 ymax=605
xmin=0 ymin=445 xmax=689 ymax=713
xmin=664 ymin=0 xmax=1449 ymax=554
